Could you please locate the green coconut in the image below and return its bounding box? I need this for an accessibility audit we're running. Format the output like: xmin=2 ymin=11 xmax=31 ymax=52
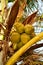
xmin=10 ymin=32 xmax=20 ymax=43
xmin=17 ymin=42 xmax=23 ymax=49
xmin=25 ymin=24 xmax=34 ymax=34
xmin=14 ymin=22 xmax=24 ymax=34
xmin=21 ymin=33 xmax=30 ymax=44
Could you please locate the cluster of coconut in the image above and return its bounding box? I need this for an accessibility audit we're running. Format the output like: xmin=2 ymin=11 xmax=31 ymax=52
xmin=10 ymin=22 xmax=35 ymax=50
